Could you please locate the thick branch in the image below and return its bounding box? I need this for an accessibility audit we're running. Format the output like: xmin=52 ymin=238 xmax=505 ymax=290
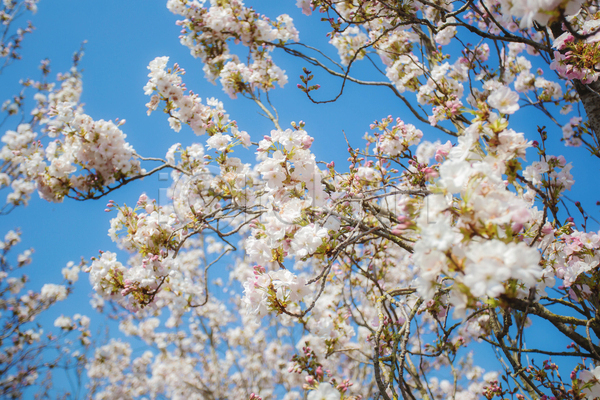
xmin=503 ymin=296 xmax=600 ymax=358
xmin=572 ymin=80 xmax=600 ymax=148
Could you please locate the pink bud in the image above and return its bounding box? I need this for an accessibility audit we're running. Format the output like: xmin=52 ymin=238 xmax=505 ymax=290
xmin=302 ymin=135 xmax=314 ymax=149
xmin=316 ymin=366 xmax=323 ymax=379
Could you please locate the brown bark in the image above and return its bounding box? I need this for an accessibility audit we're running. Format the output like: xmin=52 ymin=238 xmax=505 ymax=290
xmin=502 ymin=295 xmax=600 ymax=359
xmin=573 ymin=79 xmax=600 ymax=147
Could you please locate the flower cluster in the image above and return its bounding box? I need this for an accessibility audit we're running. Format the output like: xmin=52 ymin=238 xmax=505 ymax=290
xmin=1 ymin=60 xmax=85 ymax=208
xmin=34 ymin=103 xmax=143 ymax=202
xmin=329 ymin=26 xmax=368 ymax=66
xmin=372 ymin=116 xmax=423 ymax=157
xmin=166 ymin=0 xmax=298 ymax=96
xmin=242 ymin=265 xmax=310 ymax=317
xmin=546 ymin=225 xmax=600 ymax=287
xmin=144 ymin=56 xmax=248 ymax=136
xmin=551 ymin=14 xmax=600 ymax=84
xmin=246 ymin=127 xmax=331 ymax=267
xmin=523 ymin=154 xmax=574 ymax=193
xmin=88 ymin=195 xmax=211 ymax=311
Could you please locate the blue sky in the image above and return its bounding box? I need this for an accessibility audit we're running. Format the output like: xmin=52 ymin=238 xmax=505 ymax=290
xmin=2 ymin=0 xmax=599 ymax=396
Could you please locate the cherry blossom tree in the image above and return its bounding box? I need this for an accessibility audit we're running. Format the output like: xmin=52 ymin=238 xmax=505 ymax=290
xmin=3 ymin=0 xmax=600 ymax=399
